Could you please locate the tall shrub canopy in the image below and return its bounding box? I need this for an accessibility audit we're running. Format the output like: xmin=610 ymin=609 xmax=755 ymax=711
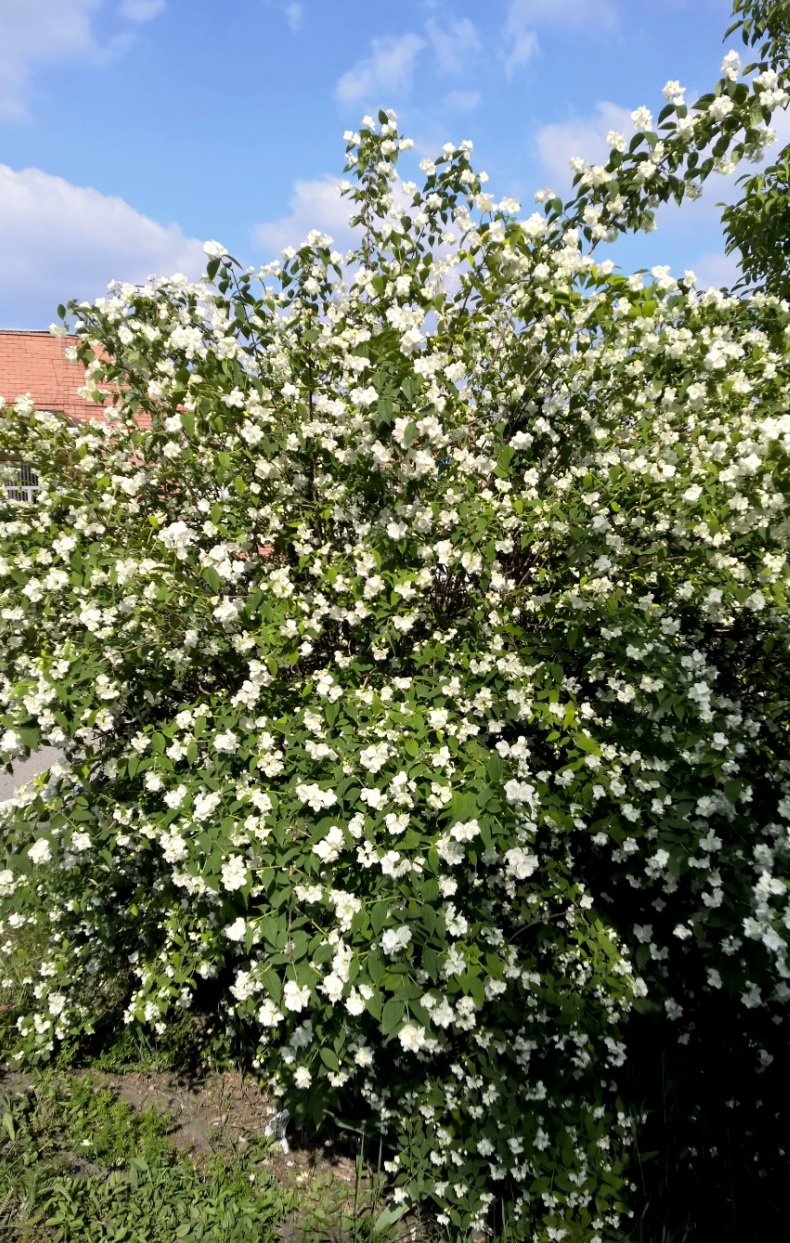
xmin=2 ymin=4 xmax=790 ymax=1237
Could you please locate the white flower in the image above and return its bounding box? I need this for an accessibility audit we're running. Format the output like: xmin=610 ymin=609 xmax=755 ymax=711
xmin=70 ymin=831 xmax=91 ymax=853
xmin=203 ymin=240 xmax=228 ymax=258
xmin=164 ymin=785 xmax=187 ymax=810
xmin=214 ymin=729 xmax=238 ymax=753
xmin=504 ymin=779 xmax=536 ymax=806
xmin=708 ymin=95 xmax=734 ymax=121
xmin=313 ymin=825 xmax=345 ymax=863
xmin=359 ymin=743 xmax=389 ymax=773
xmin=398 ymin=1022 xmax=426 ymax=1052
xmin=213 ymin=599 xmax=241 ymax=626
xmin=631 ymin=106 xmax=653 ymax=131
xmin=450 ymin=819 xmax=479 ymax=842
xmin=161 ymin=832 xmax=188 ymax=863
xmin=346 ymin=991 xmax=366 ymax=1016
xmin=257 ymin=999 xmax=284 ymax=1026
xmin=384 ymin=812 xmax=409 ymax=835
xmin=296 ymin=783 xmax=338 ymax=812
xmin=283 ymin=980 xmax=311 ymax=1012
xmin=158 ymin=521 xmax=195 ymax=558
xmin=223 ymin=917 xmax=247 ymax=942
xmin=721 ymin=50 xmax=740 ymax=81
xmin=646 ymin=849 xmax=670 ymax=876
xmin=350 ymin=386 xmax=379 ymax=408
xmin=436 ymin=834 xmax=465 ymax=867
xmin=193 ymin=790 xmax=222 ymax=821
xmin=320 ymin=971 xmax=346 ymax=1004
xmin=360 ymin=786 xmax=387 ymax=811
xmin=294 ymin=1066 xmax=312 ymax=1089
xmin=221 ymin=855 xmax=249 ymax=892
xmin=381 ymin=926 xmax=413 ymax=956
xmin=28 ymin=838 xmax=52 ymax=865
xmin=504 ymin=847 xmax=538 ymax=880
xmin=230 ymin=970 xmax=257 ymax=1001
xmin=294 ymin=884 xmax=323 ymax=903
xmin=1 ymin=729 xmax=22 ymax=754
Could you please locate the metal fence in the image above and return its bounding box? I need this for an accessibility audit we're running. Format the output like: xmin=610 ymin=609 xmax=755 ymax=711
xmin=1 ymin=461 xmax=40 ymax=503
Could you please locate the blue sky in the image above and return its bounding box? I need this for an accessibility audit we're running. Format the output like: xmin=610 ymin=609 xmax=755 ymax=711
xmin=0 ymin=0 xmax=765 ymax=328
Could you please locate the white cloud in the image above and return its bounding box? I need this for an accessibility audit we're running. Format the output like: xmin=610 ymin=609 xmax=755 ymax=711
xmin=254 ymin=176 xmax=356 ymax=257
xmin=0 ymin=0 xmax=165 ymax=119
xmin=0 ymin=164 xmax=205 ymax=329
xmin=508 ymin=0 xmax=616 ymax=29
xmin=535 ymin=100 xmax=633 ymax=190
xmin=501 ymin=0 xmax=616 ymax=79
xmin=442 ymin=89 xmax=482 ymax=113
xmin=502 ymin=2 xmax=539 ymax=78
xmin=335 ymin=33 xmax=426 ymax=104
xmin=425 ymin=16 xmax=480 ymax=76
xmin=0 ymin=0 xmax=101 ymax=118
xmin=689 ymin=249 xmax=741 ymax=290
xmin=284 ymin=2 xmax=302 ymax=33
xmin=119 ymin=0 xmax=165 ymax=20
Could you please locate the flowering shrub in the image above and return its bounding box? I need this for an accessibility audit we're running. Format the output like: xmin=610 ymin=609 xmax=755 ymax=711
xmin=2 ymin=6 xmax=790 ymax=1238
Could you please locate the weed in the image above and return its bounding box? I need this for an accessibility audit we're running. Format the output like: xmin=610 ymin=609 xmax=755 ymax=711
xmin=0 ymin=1070 xmax=407 ymax=1242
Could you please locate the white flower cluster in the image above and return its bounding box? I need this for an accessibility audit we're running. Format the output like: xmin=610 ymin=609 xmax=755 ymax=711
xmin=3 ymin=43 xmax=790 ymax=1236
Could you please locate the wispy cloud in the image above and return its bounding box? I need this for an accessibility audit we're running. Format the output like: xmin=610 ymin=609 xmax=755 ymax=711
xmin=442 ymin=89 xmax=482 ymax=113
xmin=119 ymin=0 xmax=165 ymax=21
xmin=690 ymin=249 xmax=740 ymax=290
xmin=501 ymin=2 xmax=539 ymax=78
xmin=0 ymin=0 xmax=100 ymax=119
xmin=254 ymin=175 xmax=355 ymax=256
xmin=335 ymin=33 xmax=426 ymax=104
xmin=0 ymin=163 xmax=204 ymax=329
xmin=501 ymin=0 xmax=617 ymax=80
xmin=509 ymin=0 xmax=617 ymax=29
xmin=284 ymin=2 xmax=302 ymax=33
xmin=535 ymin=100 xmax=632 ymax=190
xmin=425 ymin=16 xmax=480 ymax=76
xmin=0 ymin=0 xmax=165 ymax=120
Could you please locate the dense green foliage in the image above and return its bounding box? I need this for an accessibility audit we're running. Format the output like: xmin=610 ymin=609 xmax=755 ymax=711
xmin=2 ymin=3 xmax=790 ymax=1239
xmin=0 ymin=1075 xmax=287 ymax=1241
xmin=722 ymin=2 xmax=790 ymax=297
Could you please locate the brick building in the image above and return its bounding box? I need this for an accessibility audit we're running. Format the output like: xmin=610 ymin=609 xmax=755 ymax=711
xmin=0 ymin=328 xmax=108 ymax=423
xmin=0 ymin=328 xmax=121 ymax=500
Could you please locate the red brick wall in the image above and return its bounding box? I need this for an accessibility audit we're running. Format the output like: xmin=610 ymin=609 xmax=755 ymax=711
xmin=0 ymin=329 xmax=131 ymax=425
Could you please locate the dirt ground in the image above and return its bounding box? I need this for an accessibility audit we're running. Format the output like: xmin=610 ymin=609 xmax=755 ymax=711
xmin=0 ymin=1064 xmax=424 ymax=1239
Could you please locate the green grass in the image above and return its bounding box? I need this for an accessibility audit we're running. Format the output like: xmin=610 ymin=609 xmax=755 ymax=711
xmin=0 ymin=923 xmax=408 ymax=1243
xmin=0 ymin=1073 xmax=403 ymax=1242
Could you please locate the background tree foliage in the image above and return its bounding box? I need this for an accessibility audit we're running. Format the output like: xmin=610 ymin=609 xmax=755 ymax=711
xmin=722 ymin=0 xmax=790 ymax=297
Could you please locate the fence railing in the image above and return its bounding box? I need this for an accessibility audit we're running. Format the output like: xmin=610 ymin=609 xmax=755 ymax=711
xmin=1 ymin=461 xmax=40 ymax=503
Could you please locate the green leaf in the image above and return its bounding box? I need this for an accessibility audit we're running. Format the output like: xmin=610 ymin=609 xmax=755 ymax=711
xmin=381 ymin=997 xmax=405 ymax=1034
xmin=319 ymin=1046 xmax=340 ymax=1071
xmin=402 ymin=421 xmax=418 ymax=448
xmin=486 ymin=752 xmax=504 ymax=783
xmin=573 ymin=734 xmax=600 ymax=755
xmin=371 ymin=902 xmax=389 ymax=936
